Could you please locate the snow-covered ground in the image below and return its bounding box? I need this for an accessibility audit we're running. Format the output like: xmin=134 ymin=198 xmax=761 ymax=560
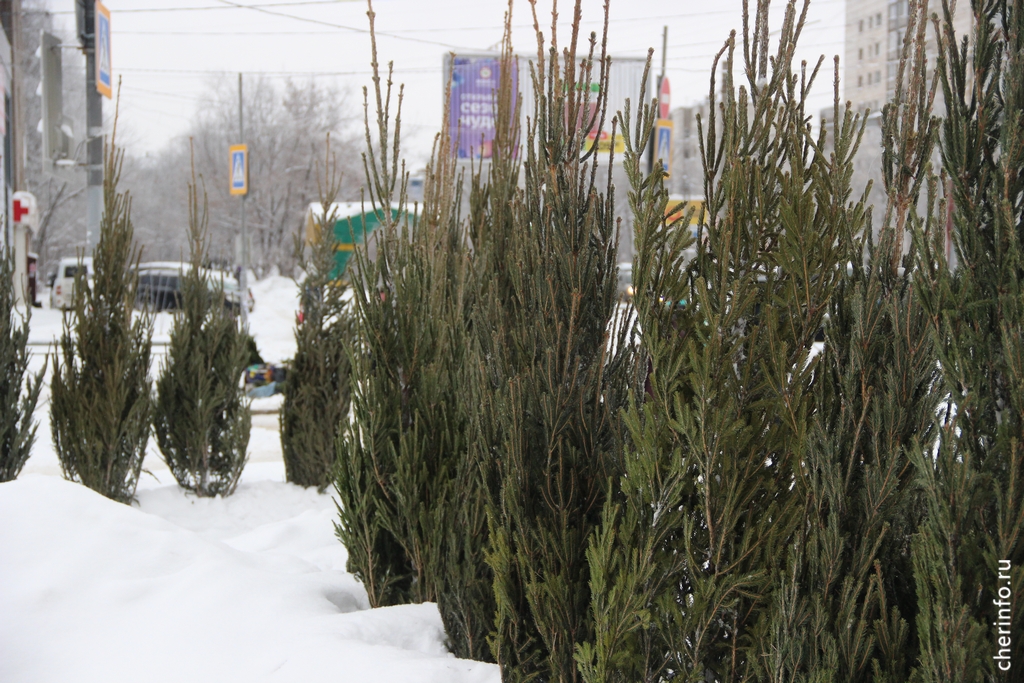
xmin=2 ymin=277 xmax=499 ymax=683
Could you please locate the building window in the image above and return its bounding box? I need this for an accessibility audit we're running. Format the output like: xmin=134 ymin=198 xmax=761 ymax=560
xmin=859 ymin=19 xmax=864 ymax=32
xmin=875 ymin=70 xmax=882 ymax=83
xmin=875 ymin=42 xmax=881 ymax=55
xmin=858 ymin=75 xmax=863 ymax=87
xmin=859 ymin=47 xmax=864 ymax=60
xmin=890 ymin=29 xmax=904 ymax=52
xmin=868 ymin=15 xmax=873 ymax=28
xmin=877 ymin=12 xmax=883 ymax=25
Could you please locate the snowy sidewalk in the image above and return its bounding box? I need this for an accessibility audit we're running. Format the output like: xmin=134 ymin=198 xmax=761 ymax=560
xmin=0 ymin=477 xmax=498 ymax=683
xmin=2 ymin=277 xmax=498 ymax=682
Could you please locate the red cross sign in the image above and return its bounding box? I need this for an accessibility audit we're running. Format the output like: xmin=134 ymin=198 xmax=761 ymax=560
xmin=13 ymin=199 xmax=30 ymax=223
xmin=12 ymin=191 xmax=39 ymax=231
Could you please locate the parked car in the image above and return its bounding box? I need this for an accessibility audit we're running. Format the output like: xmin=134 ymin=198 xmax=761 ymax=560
xmin=49 ymin=256 xmax=94 ymax=310
xmin=135 ymin=262 xmax=254 ymax=314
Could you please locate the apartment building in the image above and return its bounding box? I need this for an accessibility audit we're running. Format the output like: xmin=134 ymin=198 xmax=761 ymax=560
xmin=845 ymin=0 xmax=972 ymax=114
xmin=668 ymin=103 xmax=709 ymax=200
xmin=836 ymin=0 xmax=972 ymax=259
xmin=846 ymin=0 xmax=888 ymax=114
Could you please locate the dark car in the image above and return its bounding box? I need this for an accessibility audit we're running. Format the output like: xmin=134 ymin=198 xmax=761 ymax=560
xmin=135 ymin=262 xmax=253 ymax=314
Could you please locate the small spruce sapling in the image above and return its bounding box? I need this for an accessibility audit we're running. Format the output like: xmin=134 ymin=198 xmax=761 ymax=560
xmin=281 ymin=136 xmax=355 ymax=491
xmin=50 ymin=104 xmax=154 ymax=504
xmin=334 ymin=7 xmax=490 ymax=666
xmin=0 ymin=246 xmax=45 ymax=482
xmin=153 ymin=151 xmax=251 ymax=497
xmin=333 ymin=20 xmax=415 ymax=608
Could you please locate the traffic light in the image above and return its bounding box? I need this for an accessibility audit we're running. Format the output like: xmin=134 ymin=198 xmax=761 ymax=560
xmin=75 ymin=0 xmax=94 ymax=50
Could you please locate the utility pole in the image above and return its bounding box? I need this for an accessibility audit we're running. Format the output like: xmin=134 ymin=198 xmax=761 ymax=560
xmin=660 ymin=25 xmax=668 ymax=84
xmin=78 ymin=0 xmax=103 ymax=254
xmin=86 ymin=42 xmax=102 ymax=253
xmin=238 ymin=73 xmax=248 ymax=326
xmin=648 ymin=26 xmax=668 ymax=175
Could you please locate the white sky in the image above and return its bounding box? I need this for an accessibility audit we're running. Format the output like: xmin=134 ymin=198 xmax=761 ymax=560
xmin=51 ymin=0 xmax=846 ymax=162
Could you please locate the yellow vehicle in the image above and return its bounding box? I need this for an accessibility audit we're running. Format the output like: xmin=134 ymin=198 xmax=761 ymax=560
xmin=665 ymin=195 xmax=705 ymax=238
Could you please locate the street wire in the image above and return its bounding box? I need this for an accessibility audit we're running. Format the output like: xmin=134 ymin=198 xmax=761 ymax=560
xmin=48 ymin=0 xmax=357 ymax=14
xmin=210 ymin=0 xmax=482 ymax=50
xmin=118 ymin=66 xmax=441 ymax=76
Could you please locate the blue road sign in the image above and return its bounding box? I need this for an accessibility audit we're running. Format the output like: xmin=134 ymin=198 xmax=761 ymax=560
xmin=230 ymin=144 xmax=248 ymax=195
xmin=96 ymin=2 xmax=112 ymax=98
xmin=655 ymin=119 xmax=673 ymax=175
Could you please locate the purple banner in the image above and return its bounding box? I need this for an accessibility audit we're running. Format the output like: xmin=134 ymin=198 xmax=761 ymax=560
xmin=448 ymin=55 xmax=517 ymax=159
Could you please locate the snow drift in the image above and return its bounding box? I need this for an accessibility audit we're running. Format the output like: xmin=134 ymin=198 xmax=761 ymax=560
xmin=0 ymin=476 xmax=498 ymax=683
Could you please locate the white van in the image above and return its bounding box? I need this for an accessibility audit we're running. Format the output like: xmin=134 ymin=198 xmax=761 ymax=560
xmin=49 ymin=256 xmax=93 ymax=310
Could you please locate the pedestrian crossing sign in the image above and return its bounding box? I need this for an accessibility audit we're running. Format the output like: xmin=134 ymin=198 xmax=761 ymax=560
xmin=654 ymin=119 xmax=673 ymax=176
xmin=95 ymin=1 xmax=112 ymax=99
xmin=229 ymin=144 xmax=248 ymax=196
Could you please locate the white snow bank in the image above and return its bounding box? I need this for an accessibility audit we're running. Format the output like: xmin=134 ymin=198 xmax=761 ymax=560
xmin=0 ymin=476 xmax=498 ymax=683
xmin=248 ymin=275 xmax=301 ymax=364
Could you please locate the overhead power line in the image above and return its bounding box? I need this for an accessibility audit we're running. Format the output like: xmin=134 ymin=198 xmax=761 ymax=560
xmin=47 ymin=0 xmax=846 ymax=73
xmin=48 ymin=0 xmax=355 ymax=14
xmin=110 ymin=10 xmax=777 ymax=38
xmin=209 ymin=0 xmax=481 ymax=50
xmin=47 ymin=0 xmax=480 ymax=50
xmin=118 ymin=65 xmax=441 ymax=76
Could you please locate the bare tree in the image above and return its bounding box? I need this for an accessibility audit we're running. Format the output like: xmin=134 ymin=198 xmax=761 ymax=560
xmin=20 ymin=0 xmax=90 ymax=276
xmin=127 ymin=77 xmax=363 ymax=275
xmin=20 ymin=1 xmax=362 ymax=278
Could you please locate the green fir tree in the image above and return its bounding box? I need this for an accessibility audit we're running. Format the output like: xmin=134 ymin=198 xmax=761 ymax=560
xmin=50 ymin=125 xmax=154 ymax=504
xmin=281 ymin=137 xmax=355 ymax=491
xmin=153 ymin=154 xmax=251 ymax=497
xmin=0 ymin=246 xmax=45 ymax=482
xmin=753 ymin=1 xmax=944 ymax=680
xmin=580 ymin=1 xmax=861 ymax=680
xmin=470 ymin=3 xmax=638 ymax=680
xmin=419 ymin=83 xmax=495 ymax=661
xmin=335 ymin=3 xmax=472 ymax=629
xmin=912 ymin=1 xmax=1024 ymax=679
xmin=572 ymin=58 xmax=684 ymax=683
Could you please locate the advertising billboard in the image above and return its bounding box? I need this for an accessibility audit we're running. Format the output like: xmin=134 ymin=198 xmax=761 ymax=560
xmin=444 ymin=54 xmax=649 ymax=164
xmin=513 ymin=56 xmax=649 ymax=158
xmin=581 ymin=58 xmax=650 ymax=156
xmin=445 ymin=54 xmax=518 ymax=159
